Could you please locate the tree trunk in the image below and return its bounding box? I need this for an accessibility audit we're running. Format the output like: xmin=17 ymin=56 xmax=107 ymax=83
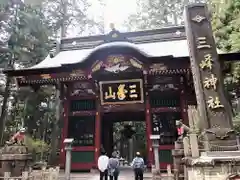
xmin=0 ymin=75 xmax=11 ymax=145
xmin=48 ymin=0 xmax=67 ymax=164
xmin=48 ymin=86 xmax=61 ymax=165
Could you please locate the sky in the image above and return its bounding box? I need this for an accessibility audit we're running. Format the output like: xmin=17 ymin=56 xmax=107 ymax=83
xmin=69 ymin=0 xmax=138 ymax=37
xmin=103 ymin=0 xmax=137 ymax=32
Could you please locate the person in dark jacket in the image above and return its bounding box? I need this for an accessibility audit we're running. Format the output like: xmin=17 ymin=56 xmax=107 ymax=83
xmin=108 ymin=152 xmax=120 ymax=180
xmin=131 ymin=152 xmax=144 ymax=180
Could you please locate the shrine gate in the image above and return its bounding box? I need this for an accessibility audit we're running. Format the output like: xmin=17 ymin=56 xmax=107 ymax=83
xmin=4 ymin=24 xmax=239 ymax=171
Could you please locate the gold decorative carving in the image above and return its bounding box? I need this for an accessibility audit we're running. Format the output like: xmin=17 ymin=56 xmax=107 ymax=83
xmin=91 ymin=60 xmax=103 ymax=73
xmin=70 ymin=69 xmax=85 ymax=77
xmin=203 ymin=74 xmax=217 ymax=90
xmin=192 ymin=15 xmax=206 ymax=23
xmin=207 ymin=96 xmax=224 ymax=109
xmin=130 ymin=58 xmax=143 ymax=69
xmin=40 ymin=74 xmax=51 ymax=79
xmin=199 ymin=54 xmax=213 ymax=70
xmin=197 ymin=37 xmax=211 ymax=49
xmin=150 ymin=63 xmax=167 ymax=71
xmin=106 ymin=55 xmax=125 ymax=65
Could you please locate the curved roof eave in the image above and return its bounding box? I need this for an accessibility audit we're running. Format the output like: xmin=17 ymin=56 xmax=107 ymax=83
xmin=29 ymin=40 xmax=189 ymax=70
xmin=59 ymin=41 xmax=154 ymax=67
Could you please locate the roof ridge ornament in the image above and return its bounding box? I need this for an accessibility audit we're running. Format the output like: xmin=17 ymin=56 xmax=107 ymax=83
xmin=109 ymin=23 xmax=119 ymax=38
xmin=105 ymin=23 xmax=129 ymax=42
xmin=110 ymin=23 xmax=116 ymax=31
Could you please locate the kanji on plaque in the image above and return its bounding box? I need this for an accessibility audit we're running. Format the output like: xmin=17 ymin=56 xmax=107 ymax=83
xmin=207 ymin=96 xmax=224 ymax=110
xmin=117 ymin=84 xmax=128 ymax=100
xmin=100 ymin=79 xmax=144 ymax=105
xmin=129 ymin=84 xmax=138 ymax=98
xmin=199 ymin=54 xmax=213 ymax=70
xmin=197 ymin=37 xmax=211 ymax=49
xmin=105 ymin=86 xmax=116 ymax=100
xmin=203 ymin=74 xmax=218 ymax=90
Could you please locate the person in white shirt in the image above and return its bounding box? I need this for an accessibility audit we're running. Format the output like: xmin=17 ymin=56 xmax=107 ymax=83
xmin=98 ymin=151 xmax=109 ymax=180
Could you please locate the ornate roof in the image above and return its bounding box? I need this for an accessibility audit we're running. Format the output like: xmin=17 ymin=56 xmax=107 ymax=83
xmin=4 ymin=25 xmax=231 ymax=74
xmin=22 ymin=26 xmax=188 ymax=70
xmin=31 ymin=40 xmax=188 ymax=69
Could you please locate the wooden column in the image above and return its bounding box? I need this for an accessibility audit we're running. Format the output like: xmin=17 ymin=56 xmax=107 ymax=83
xmin=180 ymin=76 xmax=189 ymax=125
xmin=144 ymin=72 xmax=153 ymax=167
xmin=60 ymin=83 xmax=70 ymax=167
xmin=94 ymin=95 xmax=101 ymax=167
xmin=109 ymin=121 xmax=114 ymax=155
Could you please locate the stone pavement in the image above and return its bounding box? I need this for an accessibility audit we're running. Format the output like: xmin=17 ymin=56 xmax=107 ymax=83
xmin=58 ymin=166 xmax=153 ymax=180
xmin=60 ymin=171 xmax=152 ymax=180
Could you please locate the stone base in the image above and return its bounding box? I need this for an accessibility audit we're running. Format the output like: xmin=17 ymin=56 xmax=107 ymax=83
xmin=185 ymin=151 xmax=240 ymax=180
xmin=152 ymin=169 xmax=161 ymax=180
xmin=0 ymin=145 xmax=32 ymax=176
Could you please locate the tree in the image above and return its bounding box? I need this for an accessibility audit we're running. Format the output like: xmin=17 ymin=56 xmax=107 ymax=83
xmin=213 ymin=0 xmax=240 ymax=83
xmin=0 ymin=0 xmax=52 ymax=144
xmin=41 ymin=0 xmax=104 ymax=37
xmin=125 ymin=0 xmax=206 ymax=31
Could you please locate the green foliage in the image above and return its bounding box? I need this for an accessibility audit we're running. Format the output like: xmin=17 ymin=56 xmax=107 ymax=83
xmin=41 ymin=0 xmax=104 ymax=36
xmin=0 ymin=2 xmax=51 ymax=68
xmin=0 ymin=0 xmax=104 ymax=163
xmin=124 ymin=0 xmax=206 ymax=31
xmin=25 ymin=135 xmax=49 ymax=153
xmin=213 ymin=0 xmax=240 ymax=83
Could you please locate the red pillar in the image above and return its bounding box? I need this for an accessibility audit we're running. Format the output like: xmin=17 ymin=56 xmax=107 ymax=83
xmin=94 ymin=97 xmax=101 ymax=167
xmin=143 ymin=71 xmax=153 ymax=168
xmin=180 ymin=76 xmax=188 ymax=125
xmin=145 ymin=92 xmax=153 ymax=167
xmin=60 ymin=85 xmax=70 ymax=167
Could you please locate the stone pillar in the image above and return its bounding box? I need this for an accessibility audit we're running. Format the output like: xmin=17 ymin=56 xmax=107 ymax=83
xmin=150 ymin=135 xmax=160 ymax=173
xmin=184 ymin=3 xmax=235 ymax=146
xmin=153 ymin=145 xmax=159 ymax=170
xmin=172 ymin=141 xmax=184 ymax=180
xmin=187 ymin=106 xmax=199 ymax=158
xmin=64 ymin=138 xmax=73 ymax=180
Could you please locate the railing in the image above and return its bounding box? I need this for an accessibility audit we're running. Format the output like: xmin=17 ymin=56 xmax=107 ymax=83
xmin=1 ymin=167 xmax=60 ymax=180
xmin=198 ymin=139 xmax=240 ymax=152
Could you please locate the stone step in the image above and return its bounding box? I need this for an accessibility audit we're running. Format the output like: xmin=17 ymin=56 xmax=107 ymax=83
xmin=202 ymin=151 xmax=240 ymax=157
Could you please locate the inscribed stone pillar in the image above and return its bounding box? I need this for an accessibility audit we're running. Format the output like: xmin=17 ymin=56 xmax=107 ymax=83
xmin=184 ymin=4 xmax=235 ymax=147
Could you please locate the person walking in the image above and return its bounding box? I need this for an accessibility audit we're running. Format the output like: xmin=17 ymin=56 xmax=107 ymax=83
xmin=131 ymin=152 xmax=145 ymax=180
xmin=108 ymin=152 xmax=120 ymax=180
xmin=98 ymin=151 xmax=109 ymax=180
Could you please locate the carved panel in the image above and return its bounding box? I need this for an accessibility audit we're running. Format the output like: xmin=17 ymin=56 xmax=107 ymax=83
xmin=71 ymin=82 xmax=95 ymax=96
xmin=101 ymin=103 xmax=145 ymax=113
xmin=90 ymin=55 xmax=143 ymax=74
